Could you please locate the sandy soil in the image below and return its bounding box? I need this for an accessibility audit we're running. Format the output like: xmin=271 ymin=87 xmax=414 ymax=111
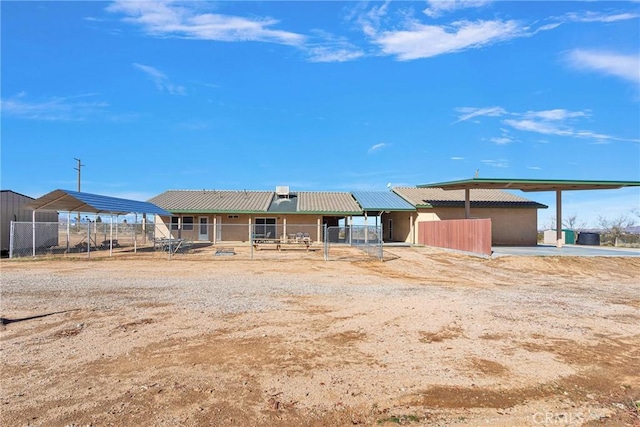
xmin=1 ymin=247 xmax=639 ymax=426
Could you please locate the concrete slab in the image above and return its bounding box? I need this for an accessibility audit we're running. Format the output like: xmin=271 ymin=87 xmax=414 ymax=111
xmin=492 ymin=244 xmax=640 ymax=257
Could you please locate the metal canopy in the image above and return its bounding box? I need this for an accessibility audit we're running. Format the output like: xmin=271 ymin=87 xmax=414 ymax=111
xmin=418 ymin=178 xmax=640 ymax=248
xmin=417 ymin=178 xmax=640 ymax=192
xmin=351 ymin=191 xmax=416 ymax=212
xmin=23 ymin=189 xmax=172 ymax=216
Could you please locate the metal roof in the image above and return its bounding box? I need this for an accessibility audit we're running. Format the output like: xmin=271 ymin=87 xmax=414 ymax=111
xmin=351 ymin=191 xmax=416 ymax=212
xmin=297 ymin=192 xmax=362 ymax=214
xmin=148 ymin=190 xmax=273 ymax=213
xmin=393 ymin=187 xmax=547 ymax=208
xmin=267 ymin=193 xmax=299 ymax=213
xmin=418 ymin=178 xmax=640 ymax=192
xmin=23 ymin=189 xmax=171 ymax=216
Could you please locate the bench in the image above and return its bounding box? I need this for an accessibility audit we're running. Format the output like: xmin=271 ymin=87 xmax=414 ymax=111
xmin=215 ymin=247 xmax=236 ymax=256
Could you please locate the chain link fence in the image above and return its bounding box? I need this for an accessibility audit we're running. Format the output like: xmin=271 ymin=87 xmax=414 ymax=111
xmin=9 ymin=221 xmax=153 ymax=258
xmin=325 ymin=225 xmax=383 ymax=261
xmin=9 ymin=221 xmax=384 ymax=261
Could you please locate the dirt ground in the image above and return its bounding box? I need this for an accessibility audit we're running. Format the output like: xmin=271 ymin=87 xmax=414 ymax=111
xmin=1 ymin=247 xmax=639 ymax=426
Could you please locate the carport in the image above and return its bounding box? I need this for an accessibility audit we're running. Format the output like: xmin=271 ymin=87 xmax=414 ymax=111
xmin=23 ymin=189 xmax=171 ymax=257
xmin=418 ymin=178 xmax=640 ymax=248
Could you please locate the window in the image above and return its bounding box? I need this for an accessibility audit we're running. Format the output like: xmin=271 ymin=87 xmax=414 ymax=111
xmin=183 ymin=216 xmax=194 ymax=231
xmin=228 ymin=214 xmax=239 ymax=219
xmin=171 ymin=217 xmax=179 ymax=230
xmin=254 ymin=217 xmax=277 ymax=238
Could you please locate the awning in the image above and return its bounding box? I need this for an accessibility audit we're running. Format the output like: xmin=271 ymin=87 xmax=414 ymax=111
xmin=418 ymin=178 xmax=640 ymax=248
xmin=417 ymin=178 xmax=640 ymax=192
xmin=351 ymin=191 xmax=416 ymax=212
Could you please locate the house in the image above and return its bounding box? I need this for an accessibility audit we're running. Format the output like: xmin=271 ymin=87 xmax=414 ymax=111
xmin=148 ymin=187 xmax=362 ymax=243
xmin=148 ymin=186 xmax=547 ymax=246
xmin=388 ymin=187 xmax=547 ymax=246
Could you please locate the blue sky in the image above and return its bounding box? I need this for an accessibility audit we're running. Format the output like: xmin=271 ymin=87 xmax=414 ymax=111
xmin=1 ymin=0 xmax=639 ymax=227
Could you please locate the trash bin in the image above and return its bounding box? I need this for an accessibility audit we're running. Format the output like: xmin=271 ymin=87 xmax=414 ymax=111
xmin=562 ymin=229 xmax=576 ymax=244
xmin=577 ymin=232 xmax=600 ymax=246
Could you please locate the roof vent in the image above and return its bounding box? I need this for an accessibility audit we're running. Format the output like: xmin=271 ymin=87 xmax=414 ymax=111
xmin=276 ymin=186 xmax=290 ymax=198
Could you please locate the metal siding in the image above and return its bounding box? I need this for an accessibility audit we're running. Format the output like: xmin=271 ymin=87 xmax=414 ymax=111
xmin=418 ymin=218 xmax=492 ymax=256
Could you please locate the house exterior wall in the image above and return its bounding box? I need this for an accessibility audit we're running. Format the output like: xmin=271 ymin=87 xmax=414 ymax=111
xmin=430 ymin=207 xmax=538 ymax=246
xmin=154 ymin=213 xmax=326 ymax=242
xmin=383 ymin=211 xmax=416 ymax=243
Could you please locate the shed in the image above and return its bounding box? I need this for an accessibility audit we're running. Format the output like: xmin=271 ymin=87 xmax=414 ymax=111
xmin=1 ymin=190 xmax=59 ymax=257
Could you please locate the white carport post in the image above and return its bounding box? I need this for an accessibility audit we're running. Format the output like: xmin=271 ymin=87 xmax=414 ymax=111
xmin=134 ymin=214 xmax=138 ymax=253
xmin=556 ymin=190 xmax=563 ymax=248
xmin=109 ymin=215 xmax=114 ymax=256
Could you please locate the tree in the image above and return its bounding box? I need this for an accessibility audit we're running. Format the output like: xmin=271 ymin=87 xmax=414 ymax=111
xmin=598 ymin=213 xmax=637 ymax=246
xmin=562 ymin=213 xmax=586 ymax=230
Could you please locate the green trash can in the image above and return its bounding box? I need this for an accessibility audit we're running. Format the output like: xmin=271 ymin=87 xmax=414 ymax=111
xmin=562 ymin=229 xmax=576 ymax=244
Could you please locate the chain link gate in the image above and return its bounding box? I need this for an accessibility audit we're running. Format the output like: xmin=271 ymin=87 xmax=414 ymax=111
xmin=325 ymin=225 xmax=383 ymax=261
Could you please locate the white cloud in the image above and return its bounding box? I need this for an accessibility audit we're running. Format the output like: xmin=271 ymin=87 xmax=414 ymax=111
xmin=133 ymin=63 xmax=186 ymax=95
xmin=368 ymin=143 xmax=388 ymax=154
xmin=566 ymin=49 xmax=640 ymax=84
xmin=423 ymin=0 xmax=493 ymax=18
xmin=454 ymin=106 xmax=507 ymax=123
xmin=503 ymin=118 xmax=639 ymax=143
xmin=451 ymin=156 xmax=465 ymax=160
xmin=454 ymin=105 xmax=638 ymax=143
xmin=564 ymin=11 xmax=639 ymax=23
xmin=523 ymin=109 xmax=589 ymax=121
xmin=305 ymin=33 xmax=365 ymax=62
xmin=527 ymin=166 xmax=542 ymax=170
xmin=481 ymin=159 xmax=509 ymax=168
xmin=107 ymin=0 xmax=305 ymax=46
xmin=490 ymin=136 xmax=513 ymax=145
xmin=0 ymin=93 xmax=108 ymax=121
xmin=373 ymin=19 xmax=522 ymax=60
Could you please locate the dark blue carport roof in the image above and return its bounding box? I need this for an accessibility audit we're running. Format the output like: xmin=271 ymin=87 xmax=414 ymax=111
xmin=351 ymin=191 xmax=416 ymax=212
xmin=24 ymin=189 xmax=171 ymax=216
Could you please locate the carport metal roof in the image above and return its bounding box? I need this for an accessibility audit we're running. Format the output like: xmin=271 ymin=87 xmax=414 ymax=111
xmin=24 ymin=189 xmax=171 ymax=216
xmin=418 ymin=178 xmax=640 ymax=248
xmin=418 ymin=178 xmax=640 ymax=192
xmin=351 ymin=191 xmax=416 ymax=212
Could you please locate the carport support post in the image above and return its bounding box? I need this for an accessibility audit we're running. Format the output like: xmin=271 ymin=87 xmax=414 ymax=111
xmin=465 ymin=189 xmax=471 ymax=219
xmin=556 ymin=190 xmax=563 ymax=248
xmin=134 ymin=213 xmax=137 ymax=253
xmin=109 ymin=215 xmax=114 ymax=256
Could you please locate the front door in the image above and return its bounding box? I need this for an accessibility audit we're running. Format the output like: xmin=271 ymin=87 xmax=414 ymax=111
xmin=198 ymin=217 xmax=209 ymax=241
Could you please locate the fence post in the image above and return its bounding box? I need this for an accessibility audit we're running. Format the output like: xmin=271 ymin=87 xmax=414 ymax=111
xmin=9 ymin=221 xmax=14 ymax=259
xmin=324 ymin=224 xmax=328 ymax=261
xmin=32 ymin=211 xmax=36 ymax=257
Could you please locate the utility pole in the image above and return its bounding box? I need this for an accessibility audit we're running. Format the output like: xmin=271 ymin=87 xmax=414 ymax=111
xmin=74 ymin=158 xmax=84 ymax=225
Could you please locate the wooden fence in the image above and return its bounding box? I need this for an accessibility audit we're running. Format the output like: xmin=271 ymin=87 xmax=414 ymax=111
xmin=418 ymin=218 xmax=492 ymax=256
